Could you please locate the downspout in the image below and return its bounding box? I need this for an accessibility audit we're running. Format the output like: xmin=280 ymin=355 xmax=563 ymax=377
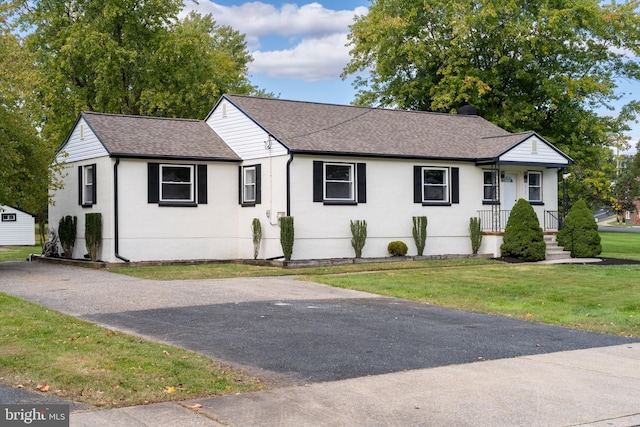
xmin=286 ymin=152 xmax=294 ymax=216
xmin=113 ymin=158 xmax=130 ymax=262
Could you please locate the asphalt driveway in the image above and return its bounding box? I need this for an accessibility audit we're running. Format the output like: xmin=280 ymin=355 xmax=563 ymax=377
xmin=1 ymin=261 xmax=637 ymax=385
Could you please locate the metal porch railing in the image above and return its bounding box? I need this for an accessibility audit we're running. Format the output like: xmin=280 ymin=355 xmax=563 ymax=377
xmin=476 ymin=210 xmax=560 ymax=232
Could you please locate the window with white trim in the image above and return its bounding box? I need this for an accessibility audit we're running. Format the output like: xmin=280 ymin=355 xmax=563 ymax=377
xmin=483 ymin=170 xmax=498 ymax=203
xmin=527 ymin=171 xmax=542 ymax=202
xmin=78 ymin=164 xmax=96 ymax=207
xmin=240 ymin=164 xmax=261 ymax=206
xmin=160 ymin=164 xmax=194 ymax=202
xmin=324 ymin=163 xmax=355 ymax=201
xmin=421 ymin=167 xmax=449 ymax=202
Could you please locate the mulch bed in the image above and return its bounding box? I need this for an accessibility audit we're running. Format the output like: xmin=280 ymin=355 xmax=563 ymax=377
xmin=496 ymin=257 xmax=640 ymax=265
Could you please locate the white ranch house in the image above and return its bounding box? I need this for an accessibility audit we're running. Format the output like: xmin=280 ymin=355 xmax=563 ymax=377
xmin=50 ymin=95 xmax=573 ymax=262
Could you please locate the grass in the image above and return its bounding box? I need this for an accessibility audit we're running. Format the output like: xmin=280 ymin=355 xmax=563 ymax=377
xmin=307 ymin=263 xmax=640 ymax=337
xmin=0 ymin=245 xmax=40 ymax=262
xmin=600 ymin=231 xmax=640 ymax=260
xmin=0 ymin=293 xmax=264 ymax=408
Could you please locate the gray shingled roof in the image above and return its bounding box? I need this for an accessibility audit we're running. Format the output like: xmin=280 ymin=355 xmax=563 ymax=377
xmin=224 ymin=95 xmax=531 ymax=161
xmin=82 ymin=112 xmax=240 ymax=161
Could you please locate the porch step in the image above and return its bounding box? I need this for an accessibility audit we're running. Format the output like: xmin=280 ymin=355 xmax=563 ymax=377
xmin=544 ymin=234 xmax=572 ymax=261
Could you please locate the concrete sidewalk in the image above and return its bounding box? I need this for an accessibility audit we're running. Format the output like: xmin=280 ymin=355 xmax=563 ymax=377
xmin=70 ymin=344 xmax=640 ymax=427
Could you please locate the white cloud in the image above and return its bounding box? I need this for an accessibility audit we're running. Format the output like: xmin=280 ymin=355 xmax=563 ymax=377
xmin=250 ymin=33 xmax=350 ymax=81
xmin=181 ymin=1 xmax=367 ymax=82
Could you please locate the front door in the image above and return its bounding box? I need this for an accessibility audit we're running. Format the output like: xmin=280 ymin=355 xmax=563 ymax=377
xmin=503 ymin=173 xmax=517 ymax=211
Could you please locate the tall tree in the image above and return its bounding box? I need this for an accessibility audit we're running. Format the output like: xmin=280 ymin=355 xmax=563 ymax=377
xmin=1 ymin=2 xmax=61 ymax=219
xmin=22 ymin=0 xmax=261 ymax=144
xmin=343 ymin=0 xmax=640 ymax=209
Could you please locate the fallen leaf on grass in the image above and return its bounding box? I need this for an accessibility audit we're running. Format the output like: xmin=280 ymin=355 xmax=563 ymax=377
xmin=36 ymin=384 xmax=50 ymax=392
xmin=165 ymin=386 xmax=176 ymax=394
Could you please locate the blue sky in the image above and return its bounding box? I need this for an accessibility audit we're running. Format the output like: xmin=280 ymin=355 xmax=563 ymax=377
xmin=183 ymin=1 xmax=640 ymax=151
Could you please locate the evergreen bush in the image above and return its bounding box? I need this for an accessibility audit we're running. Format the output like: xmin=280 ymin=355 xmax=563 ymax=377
xmin=251 ymin=218 xmax=262 ymax=260
xmin=388 ymin=241 xmax=408 ymax=256
xmin=350 ymin=220 xmax=367 ymax=258
xmin=500 ymin=199 xmax=546 ymax=261
xmin=412 ymin=216 xmax=427 ymax=256
xmin=557 ymin=199 xmax=601 ymax=257
xmin=469 ymin=217 xmax=482 ymax=255
xmin=58 ymin=215 xmax=77 ymax=258
xmin=280 ymin=216 xmax=294 ymax=261
xmin=85 ymin=212 xmax=102 ymax=262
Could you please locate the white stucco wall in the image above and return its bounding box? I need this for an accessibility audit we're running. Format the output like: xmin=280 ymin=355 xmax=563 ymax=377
xmin=49 ymin=156 xmax=114 ymax=260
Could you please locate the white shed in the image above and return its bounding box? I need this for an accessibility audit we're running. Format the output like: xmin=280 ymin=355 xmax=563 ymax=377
xmin=0 ymin=206 xmax=36 ymax=246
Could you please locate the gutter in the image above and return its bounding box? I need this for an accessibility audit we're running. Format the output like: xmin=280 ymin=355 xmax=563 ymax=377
xmin=286 ymin=152 xmax=294 ymax=216
xmin=113 ymin=158 xmax=130 ymax=262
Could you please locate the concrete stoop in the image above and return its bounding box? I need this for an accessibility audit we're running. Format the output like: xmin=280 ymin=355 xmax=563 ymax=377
xmin=544 ymin=234 xmax=572 ymax=261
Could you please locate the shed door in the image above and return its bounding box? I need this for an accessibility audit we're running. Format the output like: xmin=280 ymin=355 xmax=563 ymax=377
xmin=503 ymin=173 xmax=517 ymax=211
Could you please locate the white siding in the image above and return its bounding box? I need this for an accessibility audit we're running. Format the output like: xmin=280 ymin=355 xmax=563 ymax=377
xmin=499 ymin=136 xmax=569 ymax=165
xmin=207 ymin=99 xmax=288 ymax=160
xmin=0 ymin=206 xmax=35 ymax=245
xmin=57 ymin=118 xmax=109 ymax=163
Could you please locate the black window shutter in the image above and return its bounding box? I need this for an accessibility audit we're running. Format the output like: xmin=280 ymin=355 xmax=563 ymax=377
xmin=313 ymin=161 xmax=324 ymax=202
xmin=357 ymin=163 xmax=366 ymax=203
xmin=451 ymin=167 xmax=459 ymax=204
xmin=78 ymin=166 xmax=83 ymax=205
xmin=413 ymin=166 xmax=422 ymax=203
xmin=255 ymin=164 xmax=262 ymax=204
xmin=197 ymin=164 xmax=207 ymax=204
xmin=238 ymin=166 xmax=243 ymax=205
xmin=148 ymin=163 xmax=159 ymax=203
xmin=90 ymin=164 xmax=97 ymax=205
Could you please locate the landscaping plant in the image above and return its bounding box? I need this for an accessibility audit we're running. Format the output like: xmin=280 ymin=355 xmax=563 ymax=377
xmin=469 ymin=217 xmax=482 ymax=255
xmin=58 ymin=215 xmax=77 ymax=258
xmin=557 ymin=199 xmax=601 ymax=257
xmin=412 ymin=216 xmax=427 ymax=256
xmin=280 ymin=216 xmax=294 ymax=261
xmin=251 ymin=218 xmax=262 ymax=260
xmin=500 ymin=198 xmax=546 ymax=261
xmin=85 ymin=212 xmax=102 ymax=261
xmin=350 ymin=219 xmax=367 ymax=258
xmin=388 ymin=241 xmax=408 ymax=256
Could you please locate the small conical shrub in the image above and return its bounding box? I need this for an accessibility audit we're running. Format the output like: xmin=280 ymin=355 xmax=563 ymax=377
xmin=58 ymin=215 xmax=77 ymax=258
xmin=500 ymin=198 xmax=546 ymax=261
xmin=557 ymin=199 xmax=601 ymax=257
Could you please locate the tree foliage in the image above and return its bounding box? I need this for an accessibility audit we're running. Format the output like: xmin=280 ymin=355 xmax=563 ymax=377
xmin=1 ymin=3 xmax=61 ymax=216
xmin=611 ymin=169 xmax=640 ymax=221
xmin=344 ymin=0 xmax=640 ymax=208
xmin=22 ymin=0 xmax=261 ymax=144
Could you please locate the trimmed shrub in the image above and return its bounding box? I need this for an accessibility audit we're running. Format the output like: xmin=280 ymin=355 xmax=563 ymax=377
xmin=469 ymin=217 xmax=482 ymax=255
xmin=251 ymin=218 xmax=262 ymax=260
xmin=85 ymin=212 xmax=102 ymax=262
xmin=388 ymin=241 xmax=408 ymax=256
xmin=350 ymin=220 xmax=367 ymax=258
xmin=412 ymin=216 xmax=427 ymax=256
xmin=58 ymin=215 xmax=77 ymax=258
xmin=500 ymin=199 xmax=546 ymax=261
xmin=280 ymin=216 xmax=294 ymax=261
xmin=557 ymin=199 xmax=601 ymax=257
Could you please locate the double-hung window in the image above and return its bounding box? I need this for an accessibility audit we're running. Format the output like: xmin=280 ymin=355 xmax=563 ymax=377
xmin=413 ymin=166 xmax=459 ymax=205
xmin=313 ymin=161 xmax=366 ymax=205
xmin=325 ymin=163 xmax=355 ymax=201
xmin=527 ymin=171 xmax=542 ymax=203
xmin=239 ymin=164 xmax=261 ymax=206
xmin=78 ymin=164 xmax=96 ymax=207
xmin=161 ymin=165 xmax=194 ymax=202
